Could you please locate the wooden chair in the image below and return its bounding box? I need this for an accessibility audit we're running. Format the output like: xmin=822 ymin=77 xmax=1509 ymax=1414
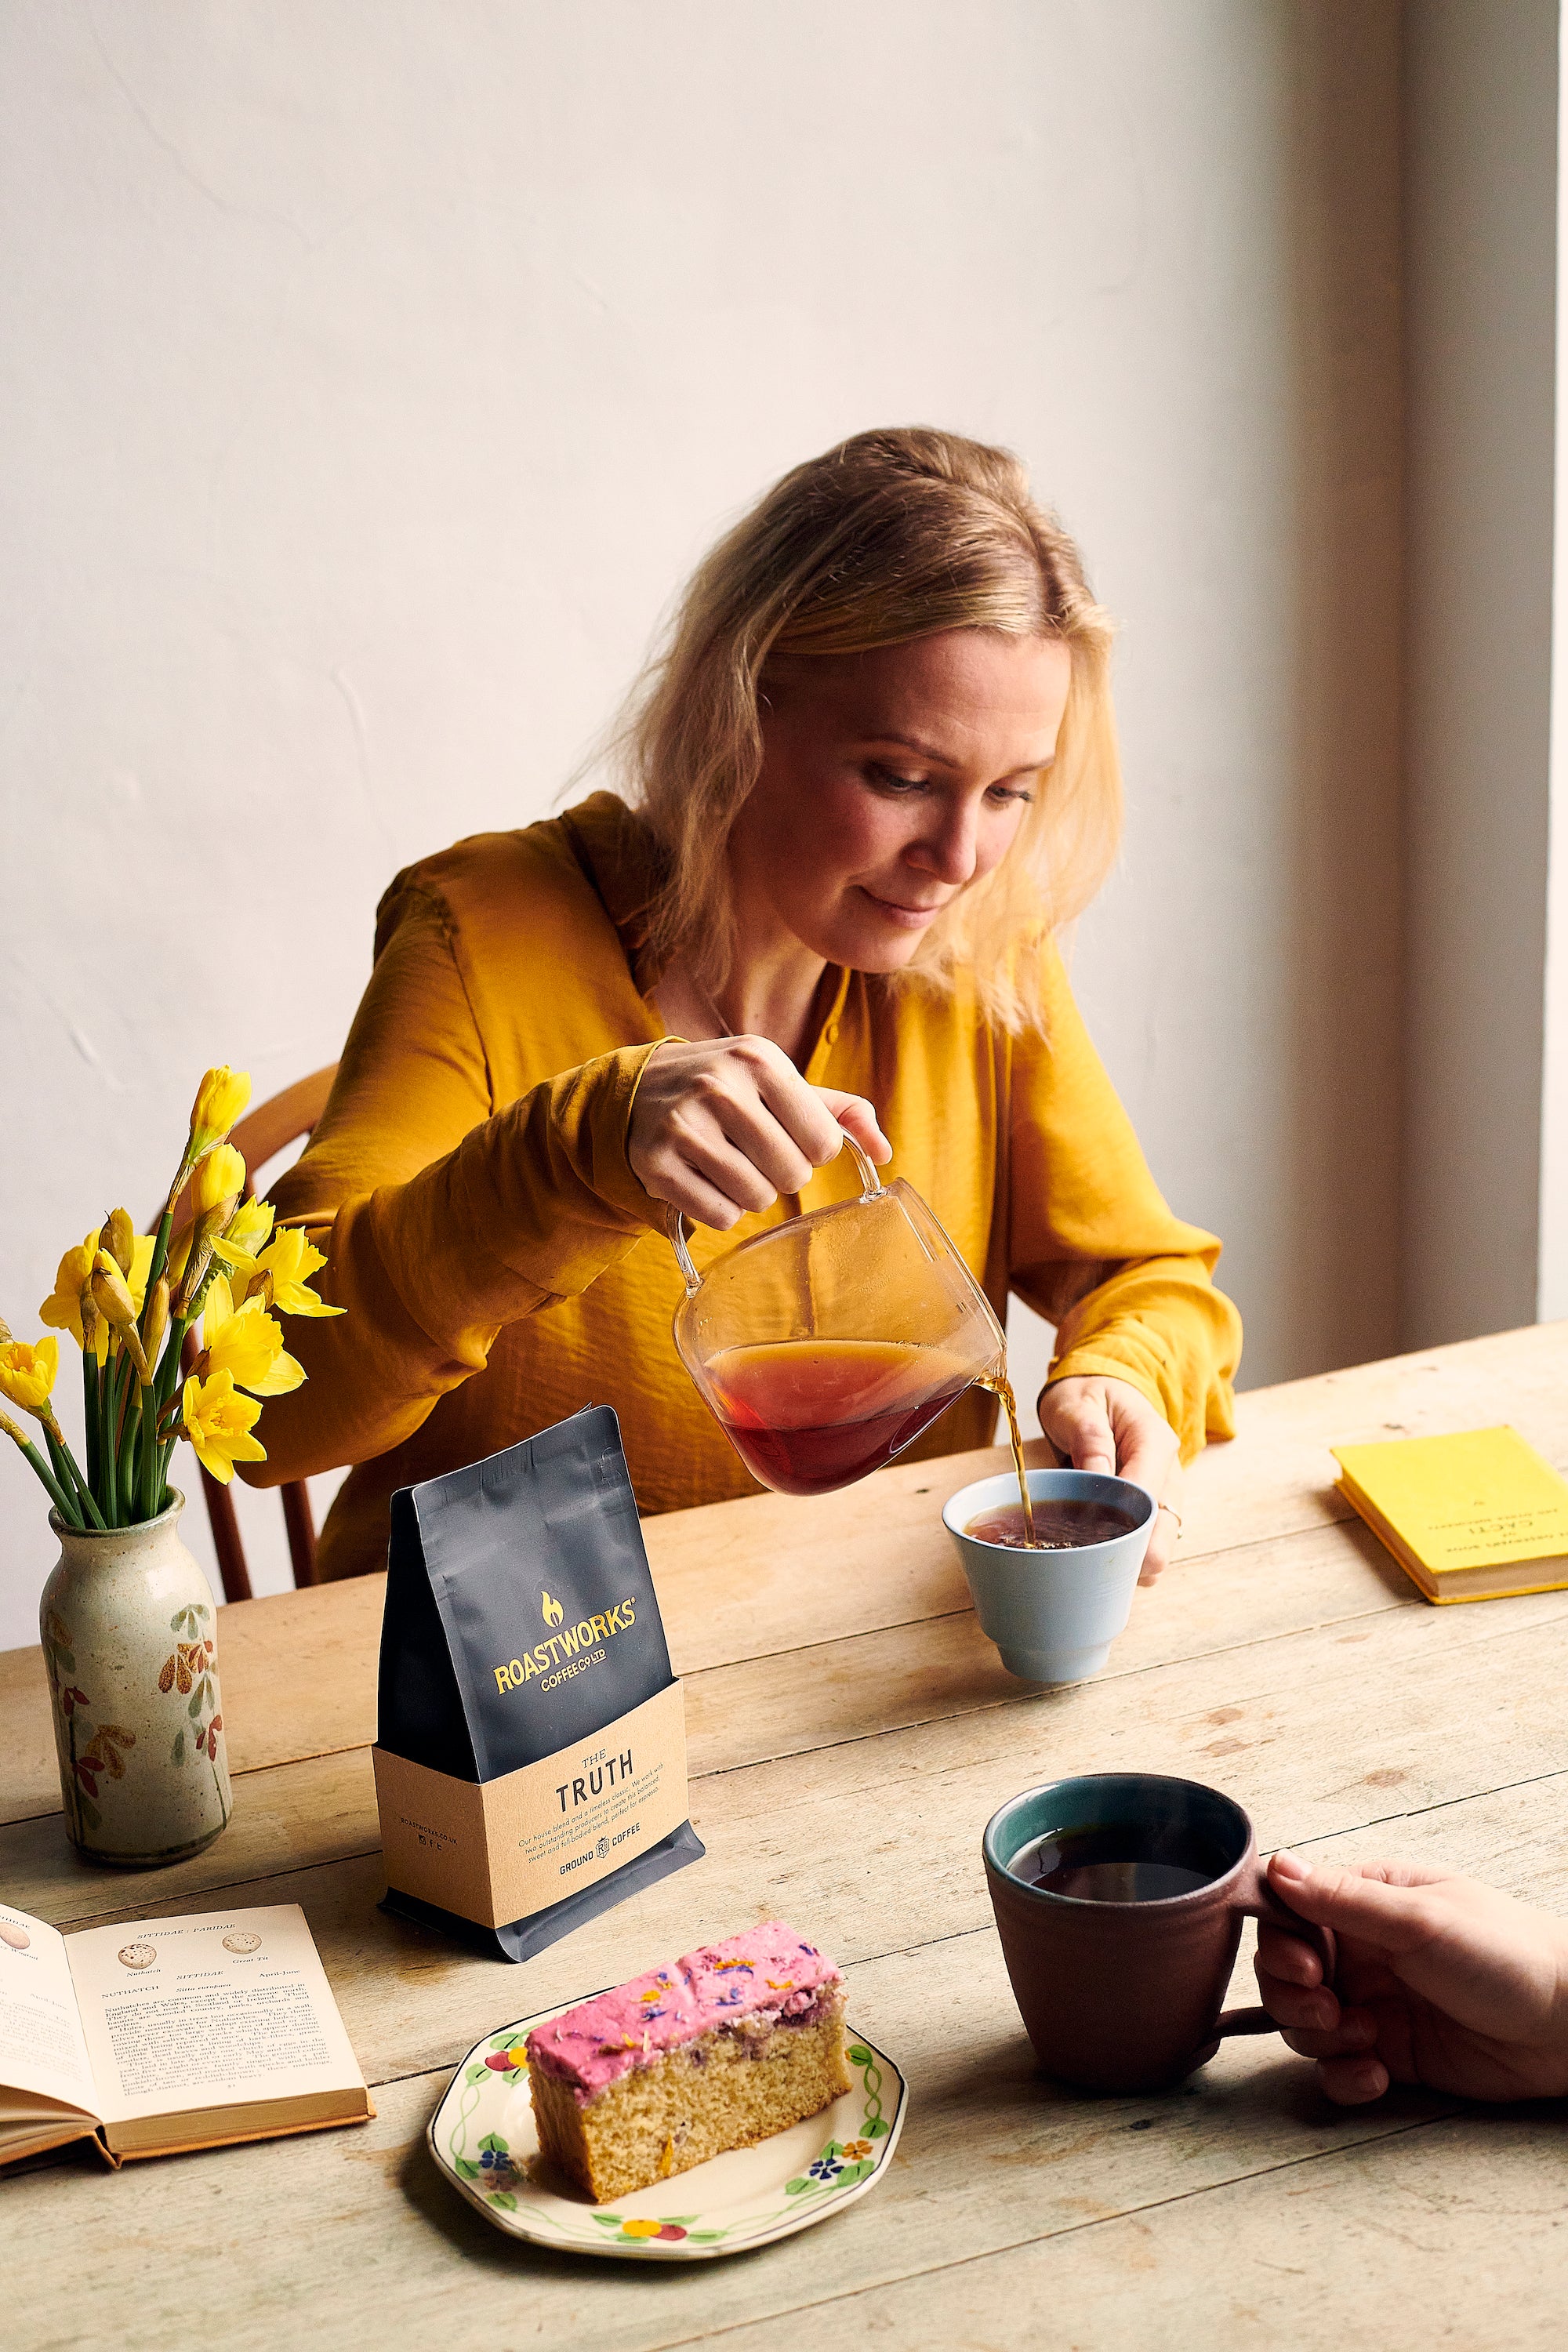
xmin=166 ymin=1065 xmax=339 ymax=1603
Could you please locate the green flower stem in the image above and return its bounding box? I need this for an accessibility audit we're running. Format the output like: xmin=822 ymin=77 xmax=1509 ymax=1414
xmin=100 ymin=1350 xmax=125 ymax=1527
xmin=136 ymin=1350 xmax=165 ymax=1521
xmin=45 ymin=1419 xmax=106 ymax=1533
xmin=82 ymin=1348 xmax=100 ymax=1494
xmin=155 ymin=1315 xmax=192 ymax=1501
xmin=118 ymin=1394 xmax=140 ymax=1522
xmin=8 ymin=1429 xmax=82 ymax=1527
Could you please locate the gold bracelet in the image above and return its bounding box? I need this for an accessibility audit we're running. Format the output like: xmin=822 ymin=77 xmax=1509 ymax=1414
xmin=1156 ymin=1502 xmax=1183 ymax=1533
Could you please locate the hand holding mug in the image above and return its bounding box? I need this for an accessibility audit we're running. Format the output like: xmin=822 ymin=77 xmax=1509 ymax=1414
xmin=1255 ymin=1850 xmax=1568 ymax=2105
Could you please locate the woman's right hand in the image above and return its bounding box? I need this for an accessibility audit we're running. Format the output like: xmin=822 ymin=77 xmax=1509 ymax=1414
xmin=1255 ymin=1849 xmax=1568 ymax=2104
xmin=627 ymin=1036 xmax=891 ymax=1231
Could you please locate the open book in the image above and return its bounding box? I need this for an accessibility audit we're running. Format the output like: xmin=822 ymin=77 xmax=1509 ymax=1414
xmin=0 ymin=1899 xmax=372 ymax=2167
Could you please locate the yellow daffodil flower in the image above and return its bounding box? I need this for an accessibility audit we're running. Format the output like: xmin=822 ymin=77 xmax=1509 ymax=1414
xmin=0 ymin=1336 xmax=59 ymax=1415
xmin=255 ymin=1227 xmax=343 ymax=1317
xmin=188 ymin=1067 xmax=251 ymax=1157
xmin=200 ymin=1275 xmax=303 ymax=1397
xmin=211 ymin=1196 xmax=275 ymax=1279
xmin=181 ymin=1369 xmax=266 ymax=1483
xmin=125 ymin=1232 xmax=155 ymax=1313
xmin=39 ymin=1239 xmax=96 ymax=1351
xmin=40 ymin=1232 xmax=155 ymax=1362
xmin=190 ymin=1144 xmax=246 ymax=1220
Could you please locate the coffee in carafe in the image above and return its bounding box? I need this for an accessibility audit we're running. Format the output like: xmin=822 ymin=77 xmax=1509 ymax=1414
xmin=702 ymin=1338 xmax=977 ymax=1496
xmin=669 ymin=1138 xmax=1040 ymax=1530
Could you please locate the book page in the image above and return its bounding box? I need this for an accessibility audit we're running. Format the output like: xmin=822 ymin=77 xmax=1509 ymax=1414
xmin=0 ymin=1900 xmax=99 ymax=2116
xmin=64 ymin=1904 xmax=364 ymax=2129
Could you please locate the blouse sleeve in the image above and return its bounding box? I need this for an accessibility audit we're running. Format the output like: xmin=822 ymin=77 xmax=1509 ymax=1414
xmin=244 ymin=879 xmax=662 ymax=1487
xmin=1007 ymin=943 xmax=1241 ymax=1461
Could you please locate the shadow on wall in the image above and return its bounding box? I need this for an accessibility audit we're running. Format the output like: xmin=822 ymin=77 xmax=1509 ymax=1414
xmin=1273 ymin=1 xmax=1403 ymax=1381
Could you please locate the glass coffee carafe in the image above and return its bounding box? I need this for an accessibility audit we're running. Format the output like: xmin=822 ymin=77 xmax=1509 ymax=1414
xmin=668 ymin=1139 xmax=1009 ymax=1497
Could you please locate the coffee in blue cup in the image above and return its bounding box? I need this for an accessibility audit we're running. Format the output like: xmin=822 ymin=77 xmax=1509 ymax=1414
xmin=942 ymin=1467 xmax=1154 ymax=1682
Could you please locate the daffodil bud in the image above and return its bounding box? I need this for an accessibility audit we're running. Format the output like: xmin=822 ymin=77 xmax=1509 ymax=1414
xmin=188 ymin=1066 xmax=251 ymax=1155
xmin=90 ymin=1250 xmax=136 ymax=1330
xmin=142 ymin=1276 xmax=170 ymax=1371
xmin=100 ymin=1207 xmax=136 ymax=1277
xmin=171 ymin=1208 xmax=227 ymax=1319
xmin=0 ymin=1315 xmax=11 ymax=1346
xmin=190 ymin=1144 xmax=246 ymax=1222
xmin=90 ymin=1253 xmax=151 ymax=1381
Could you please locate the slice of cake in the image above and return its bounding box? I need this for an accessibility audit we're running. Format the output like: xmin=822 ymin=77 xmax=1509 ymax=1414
xmin=526 ymin=1922 xmax=851 ymax=2203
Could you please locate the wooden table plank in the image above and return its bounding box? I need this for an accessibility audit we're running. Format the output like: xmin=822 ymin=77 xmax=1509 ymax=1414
xmin=0 ymin=1493 xmax=1399 ymax=1828
xmin=5 ymin=1767 xmax=1566 ymax=2352
xmin=6 ymin=1316 xmax=1566 ymax=1826
xmin=11 ymin=1589 xmax=1568 ymax=2083
xmin=706 ymin=2110 xmax=1568 ymax=2351
xmin=5 ymin=1324 xmax=1568 ymax=2351
xmin=8 ymin=1525 xmax=1565 ymax=1935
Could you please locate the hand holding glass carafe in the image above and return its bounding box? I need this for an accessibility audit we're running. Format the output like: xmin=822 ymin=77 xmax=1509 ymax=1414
xmin=628 ymin=1036 xmax=1040 ymax=1537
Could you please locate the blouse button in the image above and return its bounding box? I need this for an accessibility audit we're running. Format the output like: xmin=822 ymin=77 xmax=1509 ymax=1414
xmin=824 ymin=1022 xmax=840 ymax=1046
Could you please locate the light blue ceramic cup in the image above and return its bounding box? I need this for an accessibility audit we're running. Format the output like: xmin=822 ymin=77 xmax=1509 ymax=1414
xmin=942 ymin=1466 xmax=1155 ymax=1683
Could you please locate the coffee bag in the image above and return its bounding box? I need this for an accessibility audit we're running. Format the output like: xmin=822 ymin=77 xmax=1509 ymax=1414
xmin=373 ymin=1405 xmax=702 ymax=1960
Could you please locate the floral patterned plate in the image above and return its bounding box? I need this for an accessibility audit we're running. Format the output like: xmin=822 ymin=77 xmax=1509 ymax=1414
xmin=427 ymin=1997 xmax=906 ymax=2261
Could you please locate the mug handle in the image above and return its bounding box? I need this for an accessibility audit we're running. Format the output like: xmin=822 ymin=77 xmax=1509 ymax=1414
xmin=1214 ymin=1856 xmax=1338 ymax=2040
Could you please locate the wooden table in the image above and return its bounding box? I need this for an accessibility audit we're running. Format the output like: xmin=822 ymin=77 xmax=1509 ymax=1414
xmin=4 ymin=1323 xmax=1568 ymax=2347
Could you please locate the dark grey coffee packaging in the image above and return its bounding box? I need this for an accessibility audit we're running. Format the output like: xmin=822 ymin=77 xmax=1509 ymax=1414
xmin=372 ymin=1405 xmax=702 ymax=1961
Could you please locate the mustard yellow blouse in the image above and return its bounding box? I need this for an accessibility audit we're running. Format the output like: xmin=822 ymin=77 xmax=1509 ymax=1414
xmin=252 ymin=795 xmax=1240 ymax=1578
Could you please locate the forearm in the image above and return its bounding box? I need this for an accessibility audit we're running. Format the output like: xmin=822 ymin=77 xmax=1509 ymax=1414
xmin=1046 ymin=1254 xmax=1241 ymax=1463
xmin=245 ymin=1044 xmax=663 ymax=1486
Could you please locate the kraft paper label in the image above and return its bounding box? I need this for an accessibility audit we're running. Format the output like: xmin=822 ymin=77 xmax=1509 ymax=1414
xmin=372 ymin=1680 xmax=688 ymax=1930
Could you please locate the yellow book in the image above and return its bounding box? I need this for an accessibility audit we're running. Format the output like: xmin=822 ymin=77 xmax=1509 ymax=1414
xmin=1331 ymin=1425 xmax=1568 ymax=1603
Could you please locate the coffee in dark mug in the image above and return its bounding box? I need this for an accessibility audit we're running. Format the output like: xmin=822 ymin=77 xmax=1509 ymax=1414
xmin=982 ymin=1772 xmax=1334 ymax=2095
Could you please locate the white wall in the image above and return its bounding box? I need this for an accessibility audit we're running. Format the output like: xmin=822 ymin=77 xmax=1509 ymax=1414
xmin=2 ymin=1 xmax=1405 ymax=1649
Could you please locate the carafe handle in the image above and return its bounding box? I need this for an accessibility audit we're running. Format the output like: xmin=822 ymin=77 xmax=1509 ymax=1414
xmin=663 ymin=1127 xmax=885 ymax=1294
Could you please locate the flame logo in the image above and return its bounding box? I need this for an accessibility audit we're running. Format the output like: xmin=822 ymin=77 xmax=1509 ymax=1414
xmin=540 ymin=1588 xmax=564 ymax=1628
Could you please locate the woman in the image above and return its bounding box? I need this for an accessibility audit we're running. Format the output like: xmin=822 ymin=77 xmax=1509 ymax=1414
xmin=252 ymin=427 xmax=1241 ymax=1582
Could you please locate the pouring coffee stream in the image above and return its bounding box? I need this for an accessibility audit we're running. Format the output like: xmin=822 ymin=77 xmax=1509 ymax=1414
xmin=668 ymin=1134 xmax=1041 ymax=1541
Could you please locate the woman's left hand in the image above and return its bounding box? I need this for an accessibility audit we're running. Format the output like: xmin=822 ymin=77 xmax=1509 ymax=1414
xmin=1037 ymin=1374 xmax=1181 ymax=1584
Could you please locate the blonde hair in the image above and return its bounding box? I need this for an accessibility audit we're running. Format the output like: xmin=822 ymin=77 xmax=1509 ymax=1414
xmin=616 ymin=426 xmax=1121 ymax=1030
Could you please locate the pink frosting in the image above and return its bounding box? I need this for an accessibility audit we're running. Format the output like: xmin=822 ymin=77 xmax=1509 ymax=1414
xmin=526 ymin=1922 xmax=842 ymax=2103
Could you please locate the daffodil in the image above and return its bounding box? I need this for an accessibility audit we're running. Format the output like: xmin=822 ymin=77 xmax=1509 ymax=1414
xmin=181 ymin=1369 xmax=266 ymax=1483
xmin=255 ymin=1227 xmax=343 ymax=1318
xmin=0 ymin=1336 xmax=59 ymax=1416
xmin=199 ymin=1275 xmax=303 ymax=1397
xmin=212 ymin=1196 xmax=275 ymax=1279
xmin=187 ymin=1067 xmax=251 ymax=1158
xmin=190 ymin=1144 xmax=246 ymax=1220
xmin=125 ymin=1232 xmax=155 ymax=1314
xmin=38 ymin=1238 xmax=97 ymax=1352
xmin=45 ymin=1230 xmax=158 ymax=1363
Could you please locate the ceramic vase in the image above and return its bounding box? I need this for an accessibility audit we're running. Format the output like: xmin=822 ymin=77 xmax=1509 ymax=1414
xmin=39 ymin=1491 xmax=232 ymax=1867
